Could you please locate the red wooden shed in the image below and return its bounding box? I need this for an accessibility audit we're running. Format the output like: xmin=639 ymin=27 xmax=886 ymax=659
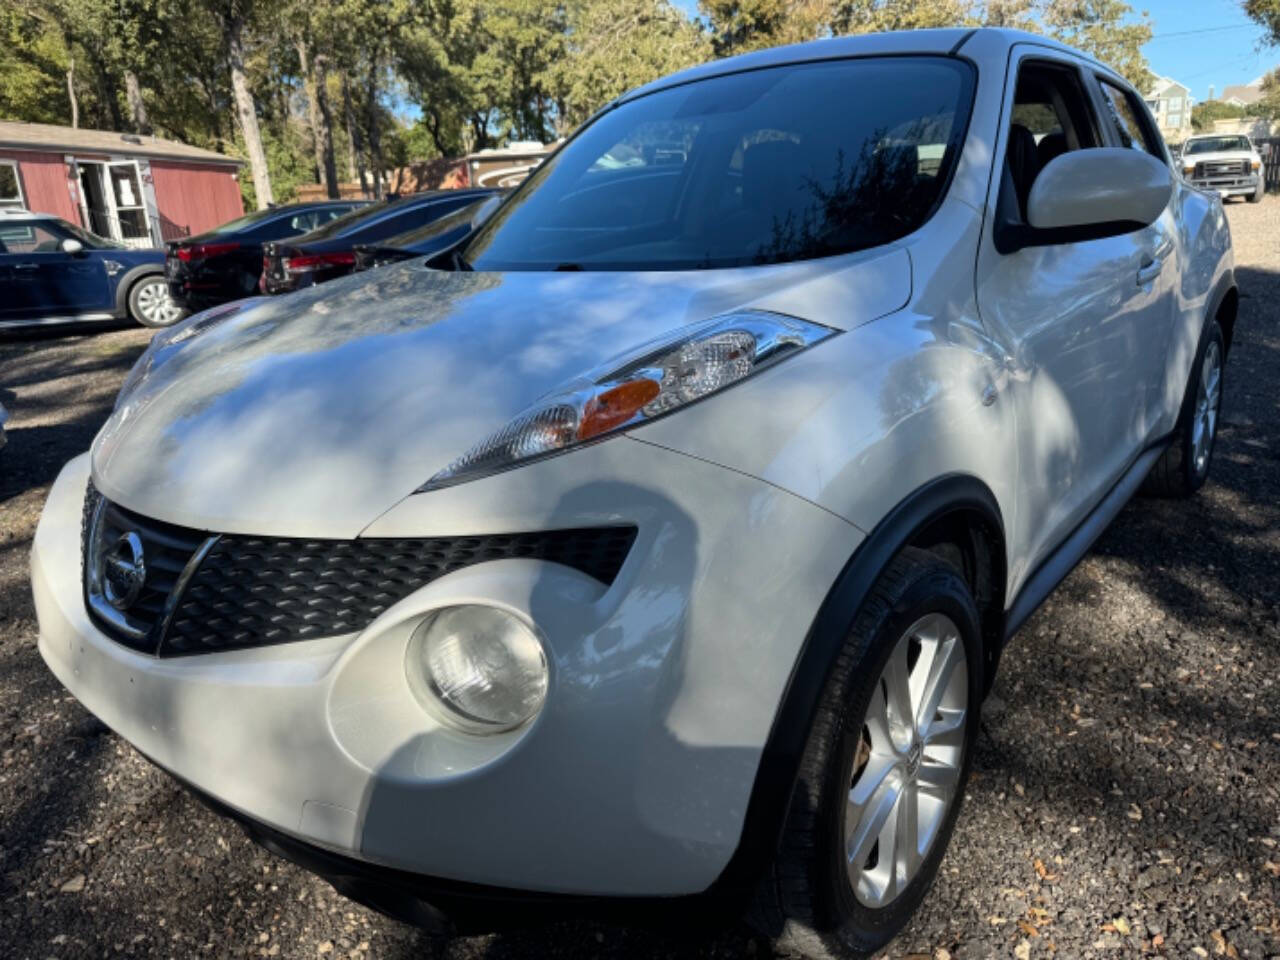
xmin=0 ymin=121 xmax=244 ymax=249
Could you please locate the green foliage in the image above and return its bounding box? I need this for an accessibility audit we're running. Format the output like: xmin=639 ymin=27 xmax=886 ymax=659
xmin=1243 ymin=0 xmax=1280 ymax=46
xmin=3 ymin=0 xmax=1160 ymax=206
xmin=555 ymin=0 xmax=711 ymax=128
xmin=1041 ymin=0 xmax=1152 ymax=92
xmin=1254 ymin=68 xmax=1280 ymax=121
xmin=1191 ymin=99 xmax=1245 ymax=132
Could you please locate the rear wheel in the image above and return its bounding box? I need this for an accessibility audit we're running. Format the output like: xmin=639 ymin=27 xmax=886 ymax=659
xmin=752 ymin=547 xmax=981 ymax=959
xmin=1142 ymin=319 xmax=1224 ymax=498
xmin=128 ymin=275 xmax=186 ymax=328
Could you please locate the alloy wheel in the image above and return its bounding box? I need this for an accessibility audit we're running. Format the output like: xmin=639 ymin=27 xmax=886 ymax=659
xmin=845 ymin=612 xmax=968 ymax=909
xmin=1191 ymin=340 xmax=1222 ymax=476
xmin=136 ymin=280 xmax=183 ymax=326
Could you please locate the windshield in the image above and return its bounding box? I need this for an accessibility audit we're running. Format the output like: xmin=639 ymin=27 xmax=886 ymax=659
xmin=382 ymin=197 xmax=495 ymax=250
xmin=1185 ymin=136 xmax=1251 ymax=155
xmin=460 ymin=56 xmax=974 ymax=271
xmin=207 ymin=208 xmax=286 ymax=234
xmin=57 ymin=219 xmax=124 ymax=249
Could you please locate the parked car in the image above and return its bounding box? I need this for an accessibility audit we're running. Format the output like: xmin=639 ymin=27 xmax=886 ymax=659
xmin=166 ymin=200 xmax=366 ymax=312
xmin=0 ymin=210 xmax=182 ymax=329
xmin=352 ymin=192 xmax=506 ymax=272
xmin=34 ymin=28 xmax=1235 ymax=959
xmin=260 ymin=189 xmax=499 ymax=294
xmin=1179 ymin=134 xmax=1265 ymax=202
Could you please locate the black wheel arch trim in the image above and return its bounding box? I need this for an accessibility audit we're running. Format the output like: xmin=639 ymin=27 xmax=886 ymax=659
xmin=114 ymin=264 xmax=166 ymax=317
xmin=702 ymin=472 xmax=1007 ymax=906
xmin=1206 ymin=266 xmax=1236 ymax=355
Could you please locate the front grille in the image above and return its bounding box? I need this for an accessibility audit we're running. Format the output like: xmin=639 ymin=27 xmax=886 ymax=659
xmin=83 ymin=484 xmax=636 ymax=657
xmin=83 ymin=487 xmax=209 ymax=654
xmin=1194 ymin=159 xmax=1249 ymax=179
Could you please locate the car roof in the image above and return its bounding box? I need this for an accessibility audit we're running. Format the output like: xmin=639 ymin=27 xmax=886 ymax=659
xmin=617 ymin=28 xmax=1082 ymax=105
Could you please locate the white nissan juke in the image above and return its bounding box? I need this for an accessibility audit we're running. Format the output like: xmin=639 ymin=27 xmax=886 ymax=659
xmin=34 ymin=28 xmax=1235 ymax=958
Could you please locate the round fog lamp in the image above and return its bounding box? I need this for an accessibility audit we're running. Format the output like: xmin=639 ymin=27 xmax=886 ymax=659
xmin=406 ymin=606 xmax=548 ymax=733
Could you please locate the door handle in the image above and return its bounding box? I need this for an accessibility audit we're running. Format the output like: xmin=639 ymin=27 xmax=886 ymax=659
xmin=1137 ymin=256 xmax=1164 ymax=286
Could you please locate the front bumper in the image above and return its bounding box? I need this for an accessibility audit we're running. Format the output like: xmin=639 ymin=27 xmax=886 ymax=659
xmin=1188 ymin=172 xmax=1260 ymax=197
xmin=35 ymin=445 xmax=860 ymax=898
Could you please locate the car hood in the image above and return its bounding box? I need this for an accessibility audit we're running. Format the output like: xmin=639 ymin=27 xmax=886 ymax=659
xmin=92 ymin=249 xmax=910 ymax=537
xmin=1183 ymin=149 xmax=1258 ymax=165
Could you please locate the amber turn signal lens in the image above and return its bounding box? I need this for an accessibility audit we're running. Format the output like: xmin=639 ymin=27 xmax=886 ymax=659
xmin=579 ymin=379 xmax=661 ymax=440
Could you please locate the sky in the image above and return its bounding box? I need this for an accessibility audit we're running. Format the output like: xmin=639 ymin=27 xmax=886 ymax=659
xmin=1140 ymin=0 xmax=1274 ymax=100
xmin=666 ymin=0 xmax=1277 ymax=103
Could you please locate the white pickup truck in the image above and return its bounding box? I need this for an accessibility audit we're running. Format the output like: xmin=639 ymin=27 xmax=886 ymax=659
xmin=1180 ymin=133 xmax=1266 ymax=202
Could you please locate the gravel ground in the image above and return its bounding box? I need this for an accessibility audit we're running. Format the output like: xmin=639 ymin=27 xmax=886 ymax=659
xmin=1 ymin=199 xmax=1278 ymax=960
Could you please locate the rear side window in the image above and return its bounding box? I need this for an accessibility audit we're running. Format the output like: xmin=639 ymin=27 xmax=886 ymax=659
xmin=461 ymin=56 xmax=976 ymax=271
xmin=1097 ymin=79 xmax=1164 ymax=160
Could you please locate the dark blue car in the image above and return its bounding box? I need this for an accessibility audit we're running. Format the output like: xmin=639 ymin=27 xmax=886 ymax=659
xmin=0 ymin=211 xmax=183 ymax=331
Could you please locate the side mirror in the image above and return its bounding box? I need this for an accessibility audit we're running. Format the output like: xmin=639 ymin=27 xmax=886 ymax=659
xmin=60 ymin=238 xmax=84 ymax=255
xmin=1027 ymin=148 xmax=1172 ymax=233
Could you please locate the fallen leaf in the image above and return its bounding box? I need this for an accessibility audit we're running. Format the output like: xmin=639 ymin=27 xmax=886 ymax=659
xmin=1153 ymin=933 xmax=1165 ymax=948
xmin=1191 ymin=948 xmax=1208 ymax=958
xmin=58 ymin=875 xmax=85 ymax=893
xmin=1014 ymin=940 xmax=1031 ymax=960
xmin=1264 ymin=861 xmax=1280 ymax=878
xmin=989 ymin=915 xmax=1008 ymax=926
xmin=1127 ymin=804 xmax=1143 ymax=821
xmin=934 ymin=950 xmax=952 ymax=960
xmin=1019 ymin=921 xmax=1040 ymax=937
xmin=1113 ymin=917 xmax=1131 ymax=936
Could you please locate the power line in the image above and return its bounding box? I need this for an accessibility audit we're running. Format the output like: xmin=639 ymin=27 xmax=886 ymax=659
xmin=1148 ymin=24 xmax=1257 ymax=40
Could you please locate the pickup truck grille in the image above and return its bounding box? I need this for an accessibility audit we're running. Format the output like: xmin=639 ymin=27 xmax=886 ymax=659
xmin=83 ymin=483 xmax=636 ymax=657
xmin=1193 ymin=159 xmax=1249 ymax=179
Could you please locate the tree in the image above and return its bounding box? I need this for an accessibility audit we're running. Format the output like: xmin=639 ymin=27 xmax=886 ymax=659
xmin=701 ymin=0 xmax=833 ymax=55
xmin=207 ymin=0 xmax=273 ymax=207
xmin=1243 ymin=0 xmax=1280 ymax=46
xmin=1254 ymin=67 xmax=1280 ymax=120
xmin=1042 ymin=0 xmax=1152 ymax=92
xmin=1191 ymin=99 xmax=1245 ymax=132
xmin=831 ymin=0 xmax=969 ymax=34
xmin=554 ymin=0 xmax=710 ymax=129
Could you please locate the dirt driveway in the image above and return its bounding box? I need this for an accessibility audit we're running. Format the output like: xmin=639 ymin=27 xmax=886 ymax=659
xmin=1 ymin=200 xmax=1277 ymax=960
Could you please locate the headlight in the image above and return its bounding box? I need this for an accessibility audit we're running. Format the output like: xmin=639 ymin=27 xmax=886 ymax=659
xmin=1252 ymin=159 xmax=1262 ymax=172
xmin=1182 ymin=165 xmax=1194 ymax=176
xmin=406 ymin=606 xmax=549 ymax=734
xmin=421 ymin=310 xmax=834 ymax=490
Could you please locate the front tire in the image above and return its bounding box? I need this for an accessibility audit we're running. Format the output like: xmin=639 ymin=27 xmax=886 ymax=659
xmin=752 ymin=547 xmax=982 ymax=959
xmin=1142 ymin=318 xmax=1225 ymax=498
xmin=1248 ymin=180 xmax=1264 ymax=203
xmin=128 ymin=275 xmax=186 ymax=328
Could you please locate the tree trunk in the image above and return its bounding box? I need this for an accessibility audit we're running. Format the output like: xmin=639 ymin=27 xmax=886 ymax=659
xmin=298 ymin=39 xmax=338 ymax=198
xmin=90 ymin=53 xmax=124 ymax=130
xmin=224 ymin=12 xmax=273 ymax=208
xmin=66 ymin=57 xmax=79 ymax=129
xmin=342 ymin=74 xmax=367 ymax=196
xmin=364 ymin=57 xmax=383 ymax=199
xmin=124 ymin=70 xmax=151 ymax=135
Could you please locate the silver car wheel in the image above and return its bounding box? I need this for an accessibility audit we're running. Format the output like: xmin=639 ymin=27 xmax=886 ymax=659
xmin=135 ymin=279 xmax=183 ymax=325
xmin=1191 ymin=339 xmax=1222 ymax=476
xmin=845 ymin=612 xmax=968 ymax=909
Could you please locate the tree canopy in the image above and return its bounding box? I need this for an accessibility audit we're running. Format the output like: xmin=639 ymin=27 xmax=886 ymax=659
xmin=1 ymin=0 xmax=1158 ymax=207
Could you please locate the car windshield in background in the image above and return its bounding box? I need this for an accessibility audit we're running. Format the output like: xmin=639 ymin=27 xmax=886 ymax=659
xmin=460 ymin=56 xmax=974 ymax=271
xmin=1185 ymin=136 xmax=1250 ymax=155
xmin=207 ymin=208 xmax=285 ymax=235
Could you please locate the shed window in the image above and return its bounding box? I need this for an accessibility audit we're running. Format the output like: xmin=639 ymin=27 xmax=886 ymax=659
xmin=0 ymin=162 xmax=23 ymax=208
